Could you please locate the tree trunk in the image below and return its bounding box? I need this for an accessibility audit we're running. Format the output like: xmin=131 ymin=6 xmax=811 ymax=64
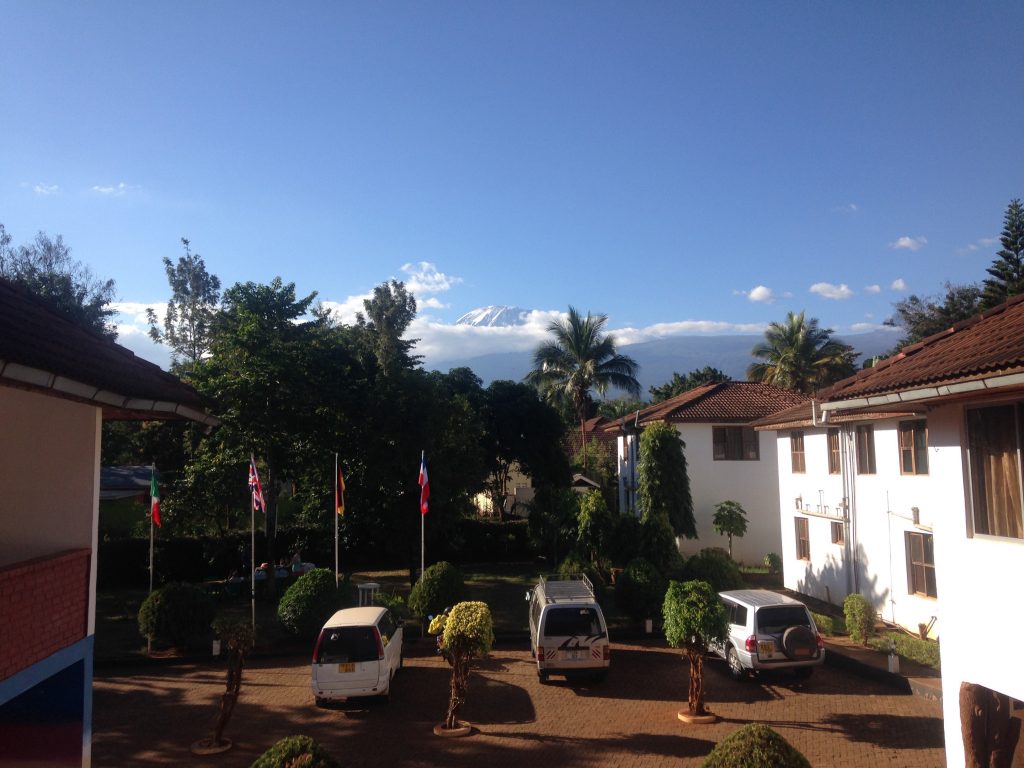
xmin=580 ymin=416 xmax=588 ymax=475
xmin=960 ymin=682 xmax=1021 ymax=768
xmin=686 ymin=647 xmax=706 ymax=715
xmin=212 ymin=645 xmax=245 ymax=745
xmin=445 ymin=649 xmax=470 ymax=729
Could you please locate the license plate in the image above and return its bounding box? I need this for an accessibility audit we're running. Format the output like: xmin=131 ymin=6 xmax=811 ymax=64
xmin=793 ymin=647 xmax=811 ymax=658
xmin=337 ymin=663 xmax=354 ymax=673
xmin=758 ymin=641 xmax=775 ymax=655
xmin=564 ymin=648 xmax=586 ymax=660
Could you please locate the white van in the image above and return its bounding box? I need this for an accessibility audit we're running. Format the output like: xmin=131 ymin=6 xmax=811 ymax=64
xmin=527 ymin=574 xmax=610 ymax=682
xmin=311 ymin=606 xmax=403 ymax=705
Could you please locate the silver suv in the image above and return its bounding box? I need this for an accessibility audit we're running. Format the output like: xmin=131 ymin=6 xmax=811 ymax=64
xmin=710 ymin=590 xmax=824 ymax=680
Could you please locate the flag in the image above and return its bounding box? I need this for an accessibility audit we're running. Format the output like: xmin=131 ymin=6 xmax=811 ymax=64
xmin=418 ymin=452 xmax=429 ymax=516
xmin=150 ymin=466 xmax=162 ymax=528
xmin=249 ymin=455 xmax=265 ymax=514
xmin=336 ymin=464 xmax=346 ymax=517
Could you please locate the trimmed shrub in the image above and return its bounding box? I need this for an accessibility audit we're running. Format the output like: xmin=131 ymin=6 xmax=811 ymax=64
xmin=408 ymin=561 xmax=466 ymax=620
xmin=277 ymin=569 xmax=345 ymax=639
xmin=812 ymin=611 xmax=845 ymax=637
xmin=615 ymin=557 xmax=667 ymax=622
xmin=137 ymin=582 xmax=216 ymax=652
xmin=683 ymin=548 xmax=744 ymax=592
xmin=250 ymin=735 xmax=341 ymax=768
xmin=868 ymin=631 xmax=941 ymax=670
xmin=640 ymin=518 xmax=684 ymax=575
xmin=763 ymin=552 xmax=782 ymax=575
xmin=557 ymin=552 xmax=607 ymax=604
xmin=843 ymin=593 xmax=875 ymax=645
xmin=701 ymin=723 xmax=811 ymax=768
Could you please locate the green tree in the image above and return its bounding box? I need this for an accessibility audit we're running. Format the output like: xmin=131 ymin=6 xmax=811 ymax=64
xmin=576 ymin=490 xmax=613 ymax=566
xmin=526 ymin=306 xmax=640 ymax=473
xmin=747 ymin=311 xmax=857 ymax=394
xmin=0 ymin=223 xmax=116 ymax=338
xmin=649 ymin=366 xmax=729 ymax=403
xmin=884 ymin=281 xmax=983 ymax=349
xmin=712 ymin=500 xmax=748 ymax=559
xmin=981 ymin=198 xmax=1024 ymax=310
xmin=662 ymin=580 xmax=728 ymax=717
xmin=637 ymin=421 xmax=696 ymax=539
xmin=146 ymin=238 xmax=222 ymax=373
xmin=432 ymin=601 xmax=494 ymax=731
xmin=355 ymin=279 xmax=419 ymax=376
xmin=596 ymin=396 xmax=645 ymax=419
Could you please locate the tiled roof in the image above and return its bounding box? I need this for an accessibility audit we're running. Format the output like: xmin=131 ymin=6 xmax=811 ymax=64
xmin=821 ymin=293 xmax=1024 ymax=403
xmin=565 ymin=415 xmax=618 ymax=457
xmin=750 ymin=400 xmax=920 ymax=430
xmin=607 ymin=381 xmax=809 ymax=429
xmin=0 ymin=278 xmax=217 ymax=425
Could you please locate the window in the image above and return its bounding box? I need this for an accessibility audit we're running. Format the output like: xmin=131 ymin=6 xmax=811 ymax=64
xmin=790 ymin=431 xmax=806 ymax=473
xmin=795 ymin=517 xmax=810 ymax=560
xmin=904 ymin=531 xmax=937 ymax=598
xmin=827 ymin=428 xmax=841 ymax=474
xmin=830 ymin=521 xmax=844 ymax=544
xmin=856 ymin=425 xmax=876 ymax=474
xmin=967 ymin=404 xmax=1024 ymax=539
xmin=899 ymin=421 xmax=929 ymax=475
xmin=712 ymin=426 xmax=759 ymax=460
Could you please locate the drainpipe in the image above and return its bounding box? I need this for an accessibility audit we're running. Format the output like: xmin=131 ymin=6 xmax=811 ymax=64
xmin=842 ymin=425 xmax=858 ymax=595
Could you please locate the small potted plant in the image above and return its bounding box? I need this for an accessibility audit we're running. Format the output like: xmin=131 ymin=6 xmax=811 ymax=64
xmin=662 ymin=579 xmax=727 ymax=724
xmin=429 ymin=601 xmax=494 ymax=736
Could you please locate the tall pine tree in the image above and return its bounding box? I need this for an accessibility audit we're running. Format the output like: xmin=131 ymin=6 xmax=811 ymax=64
xmin=981 ymin=198 xmax=1024 ymax=309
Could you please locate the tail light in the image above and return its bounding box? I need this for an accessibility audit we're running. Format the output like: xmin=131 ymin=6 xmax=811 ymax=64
xmin=815 ymin=632 xmax=824 ymax=650
xmin=744 ymin=635 xmax=758 ymax=653
xmin=312 ymin=630 xmax=325 ymax=663
xmin=602 ymin=645 xmax=611 ymax=661
xmin=537 ymin=645 xmax=545 ymax=662
xmin=373 ymin=628 xmax=385 ymax=660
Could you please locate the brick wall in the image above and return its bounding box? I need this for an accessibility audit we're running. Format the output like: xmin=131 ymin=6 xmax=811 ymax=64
xmin=0 ymin=549 xmax=90 ymax=680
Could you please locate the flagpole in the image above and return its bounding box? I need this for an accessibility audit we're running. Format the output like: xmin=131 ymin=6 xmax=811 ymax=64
xmin=334 ymin=453 xmax=340 ymax=589
xmin=251 ymin=495 xmax=256 ymax=637
xmin=420 ymin=450 xmax=425 ymax=581
xmin=148 ymin=466 xmax=154 ymax=656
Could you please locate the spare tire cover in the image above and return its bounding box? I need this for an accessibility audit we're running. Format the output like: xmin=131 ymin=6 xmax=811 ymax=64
xmin=781 ymin=625 xmax=817 ymax=660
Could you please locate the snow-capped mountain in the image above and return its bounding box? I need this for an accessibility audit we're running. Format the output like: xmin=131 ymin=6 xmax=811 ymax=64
xmin=455 ymin=305 xmax=530 ymax=327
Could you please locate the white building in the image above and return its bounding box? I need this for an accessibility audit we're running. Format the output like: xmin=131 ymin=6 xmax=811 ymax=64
xmin=612 ymin=381 xmax=808 ymax=564
xmin=759 ymin=295 xmax=1024 ymax=767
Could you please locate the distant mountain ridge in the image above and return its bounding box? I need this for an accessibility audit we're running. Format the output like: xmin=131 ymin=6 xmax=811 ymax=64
xmin=455 ymin=305 xmax=530 ymax=327
xmin=429 ymin=329 xmax=901 ymax=394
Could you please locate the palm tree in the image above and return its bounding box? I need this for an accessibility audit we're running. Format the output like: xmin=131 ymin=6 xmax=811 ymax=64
xmin=526 ymin=307 xmax=640 ymax=473
xmin=747 ymin=311 xmax=857 ymax=394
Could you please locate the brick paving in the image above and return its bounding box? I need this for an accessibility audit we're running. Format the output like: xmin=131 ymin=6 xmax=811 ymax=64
xmin=92 ymin=638 xmax=945 ymax=767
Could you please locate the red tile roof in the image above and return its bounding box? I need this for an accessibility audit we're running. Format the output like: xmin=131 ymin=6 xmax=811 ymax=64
xmin=0 ymin=278 xmax=216 ymax=425
xmin=606 ymin=381 xmax=809 ymax=429
xmin=821 ymin=293 xmax=1024 ymax=403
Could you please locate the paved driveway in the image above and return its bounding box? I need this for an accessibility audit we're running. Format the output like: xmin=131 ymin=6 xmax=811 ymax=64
xmin=93 ymin=638 xmax=945 ymax=767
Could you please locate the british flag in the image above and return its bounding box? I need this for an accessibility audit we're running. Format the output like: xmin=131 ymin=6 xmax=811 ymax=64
xmin=249 ymin=455 xmax=265 ymax=513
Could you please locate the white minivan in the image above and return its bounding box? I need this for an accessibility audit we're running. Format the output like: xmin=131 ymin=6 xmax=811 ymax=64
xmin=311 ymin=606 xmax=403 ymax=705
xmin=527 ymin=574 xmax=610 ymax=682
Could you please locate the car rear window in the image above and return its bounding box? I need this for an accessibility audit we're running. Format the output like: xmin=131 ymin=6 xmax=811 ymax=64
xmin=317 ymin=627 xmax=379 ymax=663
xmin=543 ymin=607 xmax=602 ymax=637
xmin=756 ymin=606 xmax=811 ymax=634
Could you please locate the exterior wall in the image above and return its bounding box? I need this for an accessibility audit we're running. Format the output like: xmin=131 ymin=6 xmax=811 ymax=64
xmin=927 ymin=402 xmax=1024 ymax=768
xmin=0 ymin=386 xmax=101 ymax=768
xmin=676 ymin=424 xmax=782 ymax=564
xmin=775 ymin=418 xmax=942 ymax=634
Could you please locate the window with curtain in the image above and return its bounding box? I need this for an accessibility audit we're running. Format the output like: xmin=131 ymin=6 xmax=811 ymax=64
xmin=899 ymin=421 xmax=929 ymax=475
xmin=795 ymin=517 xmax=810 ymax=560
xmin=790 ymin=431 xmax=806 ymax=473
xmin=712 ymin=426 xmax=759 ymax=460
xmin=827 ymin=428 xmax=840 ymax=474
xmin=967 ymin=405 xmax=1024 ymax=539
xmin=856 ymin=425 xmax=876 ymax=474
xmin=905 ymin=531 xmax=937 ymax=598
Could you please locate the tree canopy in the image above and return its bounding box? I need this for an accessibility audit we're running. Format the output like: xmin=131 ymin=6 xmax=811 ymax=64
xmin=981 ymin=198 xmax=1024 ymax=310
xmin=637 ymin=421 xmax=695 ymax=539
xmin=649 ymin=366 xmax=729 ymax=403
xmin=884 ymin=281 xmax=982 ymax=350
xmin=747 ymin=311 xmax=857 ymax=394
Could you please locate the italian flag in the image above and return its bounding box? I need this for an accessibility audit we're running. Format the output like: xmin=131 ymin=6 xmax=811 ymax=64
xmin=150 ymin=467 xmax=162 ymax=528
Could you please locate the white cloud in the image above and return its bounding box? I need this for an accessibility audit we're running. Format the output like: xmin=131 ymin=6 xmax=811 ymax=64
xmin=400 ymin=262 xmax=462 ymax=295
xmin=33 ymin=183 xmax=59 ymax=196
xmin=891 ymin=278 xmax=907 ymax=291
xmin=889 ymin=235 xmax=927 ymax=252
xmin=848 ymin=322 xmax=900 ymax=334
xmin=110 ymin=301 xmax=164 ymax=324
xmin=91 ymin=181 xmax=136 ymax=197
xmin=959 ymin=236 xmax=998 ymax=254
xmin=745 ymin=285 xmax=775 ymax=303
xmin=320 ymin=293 xmax=373 ymax=325
xmin=864 ymin=284 xmax=881 ymax=294
xmin=832 ymin=202 xmax=859 ymax=214
xmin=419 ymin=297 xmax=448 ymax=310
xmin=809 ymin=282 xmax=853 ymax=300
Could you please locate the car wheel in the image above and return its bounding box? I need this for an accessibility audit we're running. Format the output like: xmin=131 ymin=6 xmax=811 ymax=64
xmin=538 ymin=669 xmax=549 ymax=684
xmin=315 ymin=696 xmax=329 ymax=708
xmin=398 ymin=651 xmax=403 ymax=670
xmin=727 ymin=646 xmax=746 ymax=681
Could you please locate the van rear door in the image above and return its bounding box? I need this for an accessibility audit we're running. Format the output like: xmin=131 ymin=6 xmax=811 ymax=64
xmin=541 ymin=606 xmax=608 ymax=666
xmin=314 ymin=626 xmax=382 ymax=693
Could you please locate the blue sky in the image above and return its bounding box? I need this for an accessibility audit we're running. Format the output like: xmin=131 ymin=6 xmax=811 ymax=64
xmin=2 ymin=2 xmax=1022 ymax=367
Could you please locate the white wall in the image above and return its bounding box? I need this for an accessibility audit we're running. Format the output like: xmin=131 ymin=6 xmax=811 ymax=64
xmin=0 ymin=387 xmax=100 ymax=568
xmin=774 ymin=418 xmax=942 ymax=635
xmin=676 ymin=424 xmax=783 ymax=564
xmin=926 ymin=402 xmax=1024 ymax=768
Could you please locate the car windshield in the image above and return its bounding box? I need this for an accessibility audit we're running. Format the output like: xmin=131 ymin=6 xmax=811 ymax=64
xmin=317 ymin=627 xmax=378 ymax=664
xmin=756 ymin=606 xmax=811 ymax=634
xmin=544 ymin=607 xmax=602 ymax=637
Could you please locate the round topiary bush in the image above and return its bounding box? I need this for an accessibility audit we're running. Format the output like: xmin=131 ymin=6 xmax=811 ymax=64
xmin=408 ymin=561 xmax=466 ymax=620
xmin=683 ymin=548 xmax=744 ymax=592
xmin=701 ymin=723 xmax=811 ymax=768
xmin=614 ymin=557 xmax=667 ymax=622
xmin=277 ymin=568 xmax=344 ymax=639
xmin=137 ymin=582 xmax=216 ymax=652
xmin=250 ymin=735 xmax=340 ymax=768
xmin=843 ymin=593 xmax=875 ymax=645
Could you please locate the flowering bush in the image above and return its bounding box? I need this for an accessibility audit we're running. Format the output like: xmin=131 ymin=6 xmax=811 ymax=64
xmin=436 ymin=601 xmax=494 ymax=730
